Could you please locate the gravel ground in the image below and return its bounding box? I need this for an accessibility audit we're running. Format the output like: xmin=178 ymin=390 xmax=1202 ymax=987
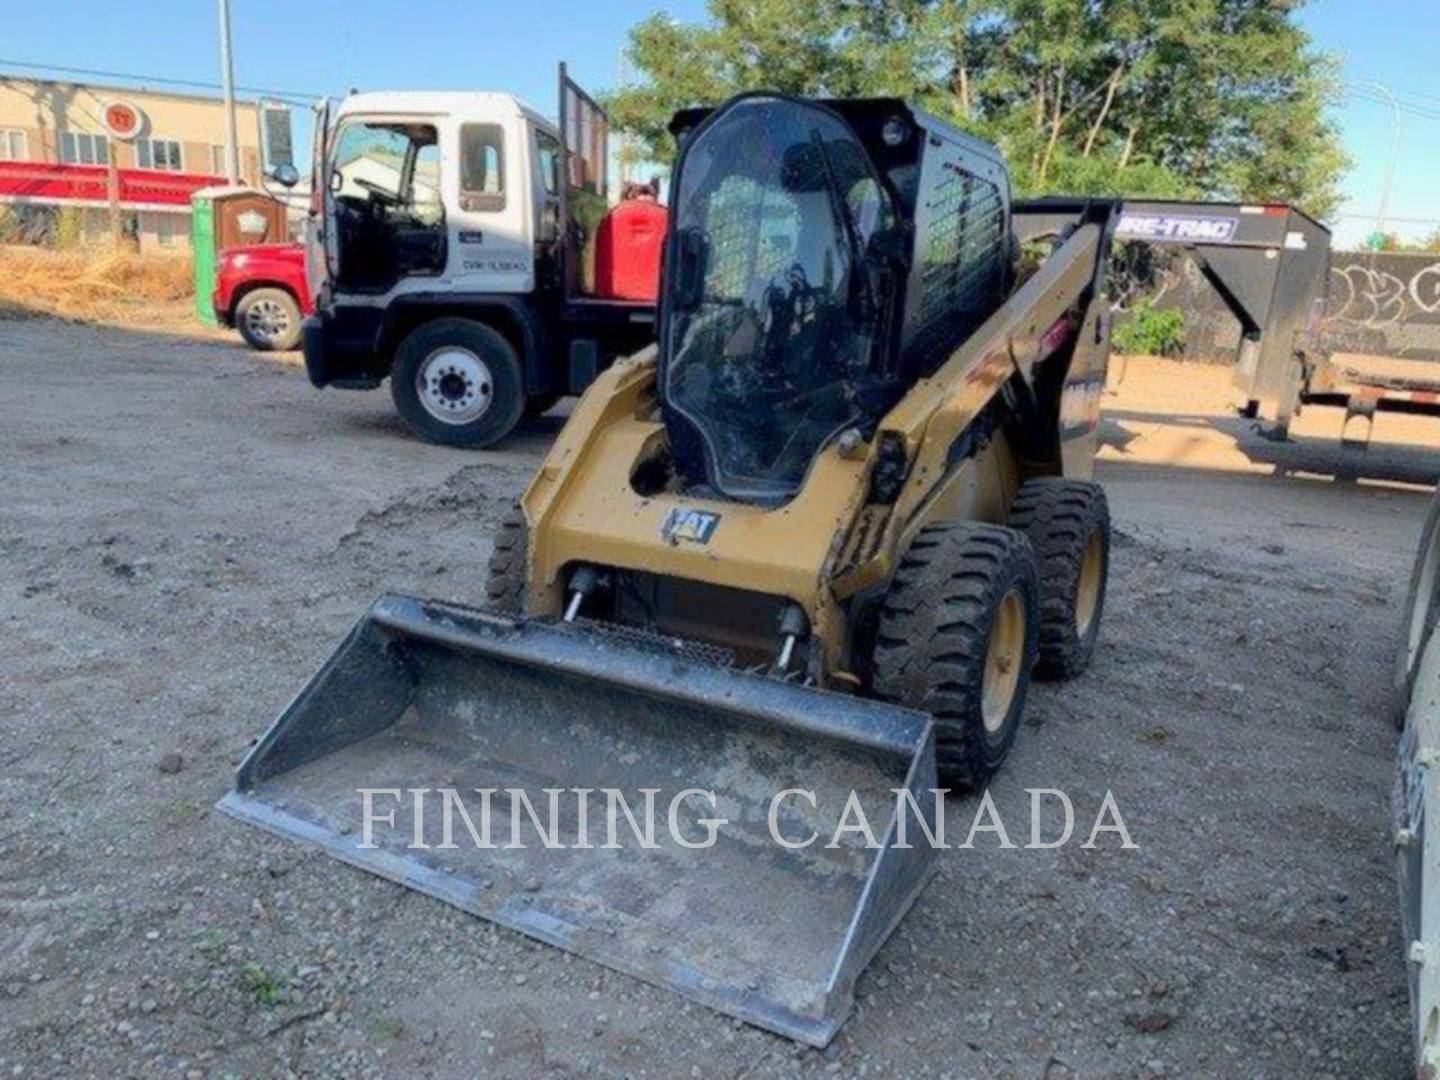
xmin=0 ymin=322 xmax=1425 ymax=1078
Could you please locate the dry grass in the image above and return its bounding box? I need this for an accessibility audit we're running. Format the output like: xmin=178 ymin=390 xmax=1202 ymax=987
xmin=0 ymin=244 xmax=202 ymax=331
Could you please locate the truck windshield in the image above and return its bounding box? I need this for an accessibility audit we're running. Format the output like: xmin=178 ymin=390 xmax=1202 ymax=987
xmin=663 ymin=97 xmax=887 ymax=501
xmin=330 ymin=120 xmax=441 ymax=221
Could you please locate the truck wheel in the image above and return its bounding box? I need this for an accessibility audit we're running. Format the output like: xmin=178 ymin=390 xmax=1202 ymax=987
xmin=391 ymin=318 xmax=525 ymax=448
xmin=870 ymin=522 xmax=1040 ymax=791
xmin=236 ymin=287 xmax=302 ymax=351
xmin=1008 ymin=479 xmax=1110 ymax=680
xmin=484 ymin=501 xmax=528 ymax=615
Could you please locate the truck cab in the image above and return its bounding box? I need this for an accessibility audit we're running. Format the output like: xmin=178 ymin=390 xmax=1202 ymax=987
xmin=299 ymin=68 xmax=658 ymax=447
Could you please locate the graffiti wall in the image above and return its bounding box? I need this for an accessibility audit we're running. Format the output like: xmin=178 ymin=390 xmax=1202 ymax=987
xmin=1111 ymin=246 xmax=1440 ymax=363
xmin=1324 ymin=253 xmax=1440 ymax=360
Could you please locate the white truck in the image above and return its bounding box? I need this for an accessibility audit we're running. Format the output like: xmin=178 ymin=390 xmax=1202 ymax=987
xmin=290 ymin=67 xmax=656 ymax=447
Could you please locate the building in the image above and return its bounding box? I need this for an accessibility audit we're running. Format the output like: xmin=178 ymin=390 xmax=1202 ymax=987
xmin=0 ymin=74 xmax=266 ymax=252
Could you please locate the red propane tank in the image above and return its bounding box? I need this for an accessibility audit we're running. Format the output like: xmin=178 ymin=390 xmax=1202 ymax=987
xmin=594 ymin=196 xmax=668 ymax=302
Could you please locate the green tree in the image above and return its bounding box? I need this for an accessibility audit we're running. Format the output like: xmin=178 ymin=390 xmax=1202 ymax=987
xmin=607 ymin=0 xmax=1347 ymax=217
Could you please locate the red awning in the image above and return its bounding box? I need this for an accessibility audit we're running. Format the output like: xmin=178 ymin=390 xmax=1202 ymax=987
xmin=0 ymin=161 xmax=226 ymax=207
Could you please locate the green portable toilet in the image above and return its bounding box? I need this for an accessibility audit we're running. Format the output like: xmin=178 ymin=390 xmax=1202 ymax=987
xmin=190 ymin=186 xmax=289 ymax=325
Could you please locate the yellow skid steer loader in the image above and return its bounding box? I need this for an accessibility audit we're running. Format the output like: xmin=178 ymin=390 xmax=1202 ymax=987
xmin=220 ymin=93 xmax=1116 ymax=1046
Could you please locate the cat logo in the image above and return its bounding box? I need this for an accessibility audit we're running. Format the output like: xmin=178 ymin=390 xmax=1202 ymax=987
xmin=661 ymin=507 xmax=721 ymax=546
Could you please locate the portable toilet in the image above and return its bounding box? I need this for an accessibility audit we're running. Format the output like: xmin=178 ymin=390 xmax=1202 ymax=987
xmin=191 ymin=187 xmax=288 ymax=325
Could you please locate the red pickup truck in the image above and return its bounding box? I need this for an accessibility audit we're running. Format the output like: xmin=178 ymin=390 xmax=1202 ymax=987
xmin=213 ymin=243 xmax=313 ymax=351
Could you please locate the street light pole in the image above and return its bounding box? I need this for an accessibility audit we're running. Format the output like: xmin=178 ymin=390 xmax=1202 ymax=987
xmin=1349 ymin=80 xmax=1402 ymax=243
xmin=218 ymin=0 xmax=241 ymax=184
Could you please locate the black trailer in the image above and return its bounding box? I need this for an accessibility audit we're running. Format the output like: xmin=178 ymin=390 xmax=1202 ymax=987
xmin=1020 ymin=198 xmax=1440 ymax=447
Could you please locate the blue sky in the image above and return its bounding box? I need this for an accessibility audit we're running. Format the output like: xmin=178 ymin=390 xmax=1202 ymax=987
xmin=1 ymin=0 xmax=1432 ymax=249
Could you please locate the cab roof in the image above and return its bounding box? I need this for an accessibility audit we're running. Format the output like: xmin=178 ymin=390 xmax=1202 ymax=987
xmin=334 ymin=91 xmax=554 ymax=135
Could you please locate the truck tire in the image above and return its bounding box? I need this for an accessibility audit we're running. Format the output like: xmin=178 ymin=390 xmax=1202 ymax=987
xmin=391 ymin=318 xmax=525 ymax=448
xmin=484 ymin=501 xmax=528 ymax=615
xmin=236 ymin=287 xmax=303 ymax=351
xmin=1008 ymin=478 xmax=1110 ymax=680
xmin=870 ymin=522 xmax=1040 ymax=791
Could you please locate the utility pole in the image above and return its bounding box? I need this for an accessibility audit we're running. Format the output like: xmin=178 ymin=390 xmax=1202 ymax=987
xmin=218 ymin=0 xmax=241 ymax=184
xmin=105 ymin=138 xmax=122 ymax=244
xmin=1349 ymin=80 xmax=1402 ymax=248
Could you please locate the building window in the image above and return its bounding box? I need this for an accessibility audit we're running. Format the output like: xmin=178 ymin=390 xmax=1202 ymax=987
xmin=154 ymin=213 xmax=177 ymax=247
xmin=58 ymin=131 xmax=108 ymax=166
xmin=136 ymin=138 xmax=183 ymax=172
xmin=0 ymin=129 xmax=27 ymax=161
xmin=210 ymin=144 xmax=228 ymax=176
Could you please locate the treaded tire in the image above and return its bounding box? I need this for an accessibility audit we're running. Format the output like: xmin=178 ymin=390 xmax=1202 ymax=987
xmin=484 ymin=502 xmax=528 ymax=615
xmin=1009 ymin=478 xmax=1110 ymax=680
xmin=871 ymin=522 xmax=1039 ymax=791
xmin=235 ymin=287 xmax=302 ymax=351
xmin=390 ymin=318 xmax=525 ymax=448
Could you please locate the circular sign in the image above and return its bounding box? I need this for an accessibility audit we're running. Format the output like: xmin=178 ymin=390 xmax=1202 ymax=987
xmin=102 ymin=101 xmax=143 ymax=141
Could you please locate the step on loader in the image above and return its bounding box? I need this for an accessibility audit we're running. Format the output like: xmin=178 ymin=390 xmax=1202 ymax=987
xmin=220 ymin=92 xmax=1118 ymax=1046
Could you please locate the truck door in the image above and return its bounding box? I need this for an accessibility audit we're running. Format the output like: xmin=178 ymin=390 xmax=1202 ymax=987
xmin=305 ymin=97 xmax=332 ymax=302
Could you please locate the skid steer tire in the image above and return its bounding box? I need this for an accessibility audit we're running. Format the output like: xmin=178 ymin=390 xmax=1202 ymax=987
xmin=1008 ymin=479 xmax=1110 ymax=680
xmin=871 ymin=522 xmax=1039 ymax=791
xmin=484 ymin=502 xmax=528 ymax=615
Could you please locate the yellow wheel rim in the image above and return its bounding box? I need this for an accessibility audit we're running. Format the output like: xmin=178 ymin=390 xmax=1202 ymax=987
xmin=1075 ymin=531 xmax=1104 ymax=638
xmin=982 ymin=588 xmax=1025 ymax=733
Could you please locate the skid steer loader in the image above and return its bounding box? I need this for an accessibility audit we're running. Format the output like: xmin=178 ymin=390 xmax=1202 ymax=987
xmin=220 ymin=93 xmax=1116 ymax=1046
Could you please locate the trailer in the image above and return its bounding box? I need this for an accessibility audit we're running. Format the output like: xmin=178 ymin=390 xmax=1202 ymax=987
xmin=1021 ymin=198 xmax=1440 ymax=448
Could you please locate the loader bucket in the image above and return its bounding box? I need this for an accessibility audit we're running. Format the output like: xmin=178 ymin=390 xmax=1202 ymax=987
xmin=219 ymin=594 xmax=937 ymax=1046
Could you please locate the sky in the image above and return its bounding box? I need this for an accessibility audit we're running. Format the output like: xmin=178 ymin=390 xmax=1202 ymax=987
xmin=1 ymin=0 xmax=1433 ymax=250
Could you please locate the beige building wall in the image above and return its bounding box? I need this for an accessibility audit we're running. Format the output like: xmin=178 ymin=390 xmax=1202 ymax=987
xmin=0 ymin=78 xmax=263 ymax=182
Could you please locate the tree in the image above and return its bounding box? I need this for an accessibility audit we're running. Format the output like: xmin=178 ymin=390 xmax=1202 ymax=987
xmin=606 ymin=0 xmax=1347 ymax=217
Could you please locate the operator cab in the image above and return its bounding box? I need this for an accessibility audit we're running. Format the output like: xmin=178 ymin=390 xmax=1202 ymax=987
xmin=661 ymin=95 xmax=1013 ymax=504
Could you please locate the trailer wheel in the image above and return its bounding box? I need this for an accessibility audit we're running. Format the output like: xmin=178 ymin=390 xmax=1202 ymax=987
xmin=1008 ymin=479 xmax=1110 ymax=679
xmin=236 ymin=287 xmax=302 ymax=351
xmin=391 ymin=318 xmax=525 ymax=448
xmin=870 ymin=522 xmax=1039 ymax=791
xmin=484 ymin=501 xmax=528 ymax=615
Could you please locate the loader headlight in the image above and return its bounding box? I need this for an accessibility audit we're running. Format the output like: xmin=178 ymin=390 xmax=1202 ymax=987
xmin=881 ymin=116 xmax=909 ymax=147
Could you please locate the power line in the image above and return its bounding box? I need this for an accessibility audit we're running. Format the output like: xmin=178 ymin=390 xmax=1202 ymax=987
xmin=0 ymin=58 xmax=321 ymax=105
xmin=1349 ymin=87 xmax=1440 ymax=125
xmin=1335 ymin=213 xmax=1440 ymax=225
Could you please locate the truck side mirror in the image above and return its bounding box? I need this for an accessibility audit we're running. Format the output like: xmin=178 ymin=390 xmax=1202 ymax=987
xmin=672 ymin=227 xmax=708 ymax=312
xmin=270 ymin=164 xmax=301 ymax=189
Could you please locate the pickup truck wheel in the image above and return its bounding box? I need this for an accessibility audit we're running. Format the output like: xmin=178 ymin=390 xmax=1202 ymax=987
xmin=236 ymin=288 xmax=302 ymax=351
xmin=391 ymin=319 xmax=525 ymax=448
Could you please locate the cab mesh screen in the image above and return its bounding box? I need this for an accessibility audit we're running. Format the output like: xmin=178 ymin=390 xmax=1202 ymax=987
xmin=904 ymin=164 xmax=1006 ymax=372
